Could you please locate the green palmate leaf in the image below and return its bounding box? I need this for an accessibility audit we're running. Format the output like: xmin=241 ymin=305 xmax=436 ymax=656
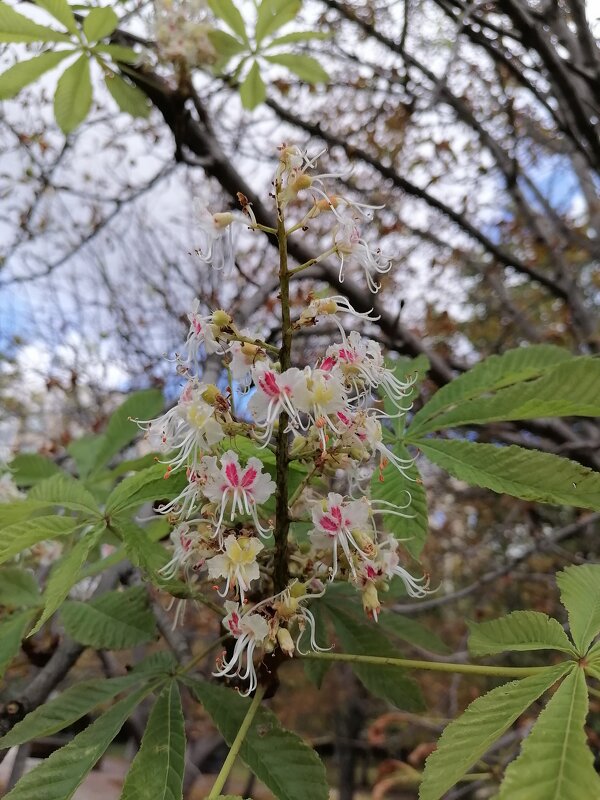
xmin=0 ymin=1 xmax=71 ymax=42
xmin=370 ymin=445 xmax=428 ymax=558
xmin=28 ymin=527 xmax=103 ymax=636
xmin=105 ymin=462 xmax=187 ymax=515
xmin=82 ymin=6 xmax=118 ymax=41
xmin=0 ymin=610 xmax=35 ymax=678
xmin=3 ymin=686 xmax=152 ymax=800
xmin=93 ymin=389 xmax=163 ymax=472
xmin=556 ymin=564 xmax=600 ymax=655
xmin=414 ymin=357 xmax=600 ymax=433
xmin=121 ymin=682 xmax=185 ymax=800
xmin=61 ymin=585 xmax=156 ymax=649
xmin=8 ymin=453 xmax=61 ymax=486
xmin=415 ymin=439 xmax=600 ymax=510
xmin=0 ymin=49 xmax=73 ymax=98
xmin=0 ymin=674 xmax=143 ymax=748
xmin=207 ymin=0 xmax=248 ymax=42
xmin=208 ymin=28 xmax=247 ymax=60
xmin=189 ymin=681 xmax=329 ymax=800
xmin=130 ymin=650 xmax=177 ymax=677
xmin=104 ymin=72 xmax=151 ymax=118
xmin=29 ymin=473 xmax=100 ymax=515
xmin=299 ymin=600 xmax=331 ymax=688
xmin=408 ymin=345 xmax=573 ymax=437
xmin=239 ymin=60 xmax=266 ymax=109
xmin=92 ymin=43 xmax=139 ymax=63
xmin=255 ymin=0 xmax=301 ymax=44
xmin=0 ymin=568 xmax=41 ymax=608
xmin=53 ymin=53 xmax=92 ymax=133
xmin=111 ymin=452 xmax=161 ymax=477
xmin=468 ymin=611 xmax=577 ymax=657
xmin=379 ymin=612 xmax=451 ymax=655
xmin=496 ymin=668 xmax=600 ymax=800
xmin=34 ymin=0 xmax=77 ymax=35
xmin=264 ymin=53 xmax=328 ymax=82
xmin=324 ymin=603 xmax=424 ymax=711
xmin=418 ymin=662 xmax=572 ymax=800
xmin=0 ymin=516 xmax=81 ymax=565
xmin=267 ymin=30 xmax=331 ymax=46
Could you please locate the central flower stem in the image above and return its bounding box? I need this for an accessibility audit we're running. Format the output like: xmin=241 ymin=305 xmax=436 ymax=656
xmin=274 ymin=182 xmax=292 ymax=593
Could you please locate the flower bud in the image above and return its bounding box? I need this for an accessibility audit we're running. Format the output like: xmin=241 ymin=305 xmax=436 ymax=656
xmin=362 ymin=582 xmax=380 ymax=621
xmin=290 ymin=581 xmax=307 ymax=598
xmin=277 ymin=627 xmax=295 ymax=657
xmin=212 ymin=212 xmax=235 ymax=228
xmin=201 ymin=384 xmax=220 ymax=404
xmin=241 ymin=341 xmax=260 ymax=357
xmin=291 ymin=173 xmax=313 ymax=192
xmin=212 ymin=309 xmax=232 ymax=328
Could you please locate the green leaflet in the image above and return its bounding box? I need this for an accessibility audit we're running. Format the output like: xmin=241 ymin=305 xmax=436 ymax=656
xmin=264 ymin=53 xmax=328 ymax=83
xmin=468 ymin=611 xmax=577 ymax=658
xmin=0 ymin=45 xmax=71 ymax=95
xmin=415 ymin=439 xmax=600 ymax=510
xmin=239 ymin=61 xmax=266 ymax=109
xmin=408 ymin=344 xmax=573 ymax=437
xmin=53 ymin=53 xmax=92 ymax=133
xmin=370 ymin=444 xmax=428 ymax=558
xmin=82 ymin=6 xmax=118 ymax=41
xmin=8 ymin=453 xmax=61 ymax=486
xmin=91 ymin=389 xmax=164 ymax=473
xmin=3 ymin=686 xmax=153 ymax=800
xmin=29 ymin=473 xmax=100 ymax=515
xmin=28 ymin=526 xmax=104 ymax=636
xmin=0 ymin=674 xmax=144 ymax=748
xmin=188 ymin=680 xmax=329 ymax=800
xmin=419 ymin=662 xmax=573 ymax=800
xmin=61 ymin=585 xmax=156 ymax=649
xmin=207 ymin=0 xmax=248 ymax=43
xmin=0 ymin=610 xmax=35 ymax=678
xmin=0 ymin=1 xmax=71 ymax=43
xmin=104 ymin=72 xmax=151 ymax=118
xmin=410 ymin=357 xmax=600 ymax=433
xmin=105 ymin=462 xmax=187 ymax=515
xmin=324 ymin=602 xmax=425 ymax=711
xmin=0 ymin=516 xmax=81 ymax=564
xmin=34 ymin=0 xmax=78 ymax=35
xmin=0 ymin=567 xmax=41 ymax=608
xmin=378 ymin=612 xmax=451 ymax=655
xmin=496 ymin=668 xmax=600 ymax=799
xmin=255 ymin=0 xmax=301 ymax=43
xmin=556 ymin=564 xmax=600 ymax=655
xmin=299 ymin=600 xmax=331 ymax=688
xmin=121 ymin=682 xmax=186 ymax=800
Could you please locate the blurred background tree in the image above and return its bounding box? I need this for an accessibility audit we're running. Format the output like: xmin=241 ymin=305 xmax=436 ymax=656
xmin=0 ymin=1 xmax=599 ymax=797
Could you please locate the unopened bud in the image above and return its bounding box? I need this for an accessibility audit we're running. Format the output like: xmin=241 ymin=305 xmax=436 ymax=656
xmin=362 ymin=582 xmax=380 ymax=621
xmin=277 ymin=627 xmax=295 ymax=657
xmin=201 ymin=384 xmax=220 ymax=404
xmin=290 ymin=581 xmax=307 ymax=598
xmin=212 ymin=309 xmax=232 ymax=328
xmin=291 ymin=173 xmax=313 ymax=192
xmin=241 ymin=341 xmax=260 ymax=357
xmin=212 ymin=211 xmax=235 ymax=228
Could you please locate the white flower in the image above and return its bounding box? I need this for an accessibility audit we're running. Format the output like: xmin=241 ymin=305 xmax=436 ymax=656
xmin=214 ymin=601 xmax=270 ymax=695
xmin=185 ymin=300 xmax=231 ymax=359
xmin=193 ymin=200 xmax=243 ymax=271
xmin=333 ymin=217 xmax=392 ymax=292
xmin=247 ymin=363 xmax=307 ymax=443
xmin=201 ymin=450 xmax=276 ymax=538
xmin=159 ymin=521 xmax=214 ymax=579
xmin=323 ymin=331 xmax=414 ymax=408
xmin=309 ymin=493 xmax=375 ymax=579
xmin=229 ymin=338 xmax=265 ymax=386
xmin=297 ymin=295 xmax=380 ymax=332
xmin=377 ymin=534 xmax=430 ymax=598
xmin=293 ymin=367 xmax=349 ymax=448
xmin=138 ymin=380 xmax=224 ymax=472
xmin=207 ymin=534 xmax=263 ymax=602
